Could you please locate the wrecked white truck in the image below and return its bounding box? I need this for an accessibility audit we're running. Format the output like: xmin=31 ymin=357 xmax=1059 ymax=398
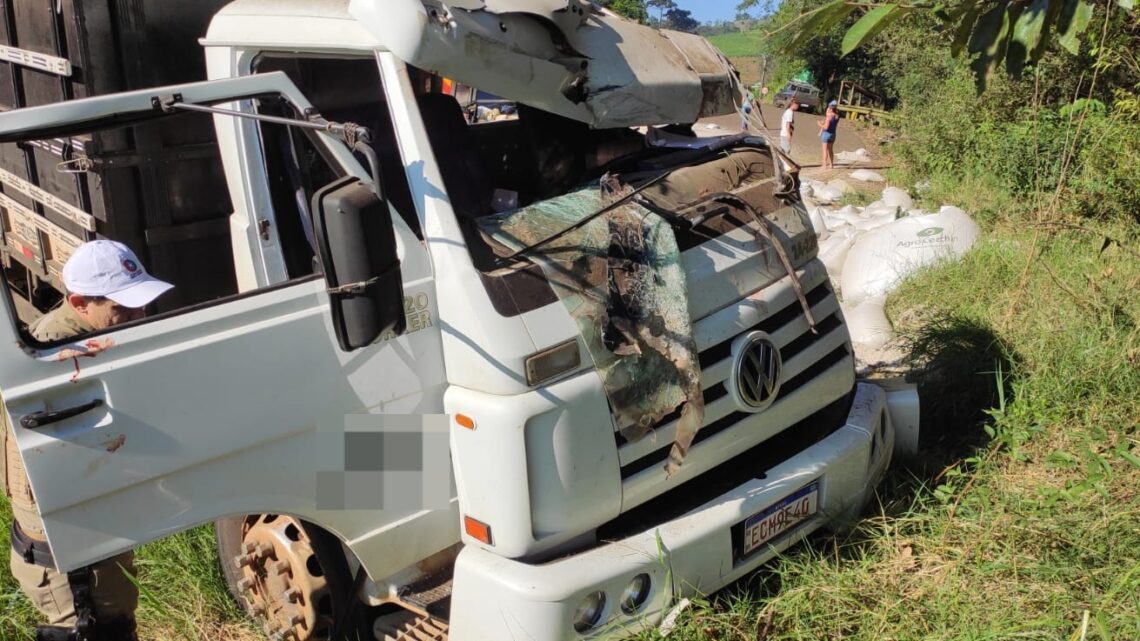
xmin=0 ymin=1 xmax=911 ymax=639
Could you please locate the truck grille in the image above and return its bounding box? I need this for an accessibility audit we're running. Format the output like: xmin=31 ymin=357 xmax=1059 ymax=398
xmin=613 ymin=261 xmax=855 ymax=510
xmin=598 ymin=389 xmax=854 ymax=542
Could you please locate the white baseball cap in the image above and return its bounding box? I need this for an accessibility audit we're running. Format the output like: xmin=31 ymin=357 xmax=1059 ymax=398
xmin=62 ymin=240 xmax=173 ymax=308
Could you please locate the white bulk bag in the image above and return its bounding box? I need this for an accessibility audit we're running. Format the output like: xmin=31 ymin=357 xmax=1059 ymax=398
xmin=850 ymin=169 xmax=885 ymax=182
xmin=807 ymin=206 xmax=830 ymax=238
xmin=881 ymin=186 xmax=914 ymax=210
xmin=851 ymin=209 xmax=896 ymax=232
xmin=842 ymin=296 xmax=893 ymax=350
xmin=818 ymin=227 xmax=856 ymax=283
xmin=840 ymin=208 xmax=981 ymax=305
xmin=826 ymin=179 xmax=851 ymax=195
xmin=826 ymin=205 xmax=864 ymax=228
xmin=813 ymin=185 xmax=844 ymax=204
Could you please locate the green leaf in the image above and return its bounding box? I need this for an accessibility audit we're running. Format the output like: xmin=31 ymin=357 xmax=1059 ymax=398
xmin=936 ymin=2 xmax=971 ymax=23
xmin=842 ymin=5 xmax=909 ymax=56
xmin=969 ymin=1 xmax=1011 ymax=92
xmin=786 ymin=0 xmax=858 ymax=52
xmin=952 ymin=6 xmax=981 ymax=57
xmin=1093 ymin=612 xmax=1112 ymax=641
xmin=1120 ymin=450 xmax=1140 ymax=469
xmin=968 ymin=1 xmax=1008 ymax=55
xmin=1117 ymin=0 xmax=1134 ymax=10
xmin=1029 ymin=0 xmax=1066 ymax=61
xmin=1047 ymin=451 xmax=1080 ymax=466
xmin=1057 ymin=0 xmax=1093 ymax=55
xmin=1007 ymin=0 xmax=1049 ymax=77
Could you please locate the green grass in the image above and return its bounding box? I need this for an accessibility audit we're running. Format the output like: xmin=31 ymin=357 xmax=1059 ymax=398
xmin=0 ymin=496 xmax=259 ymax=641
xmin=707 ymin=30 xmax=768 ymax=58
xmin=628 ymin=196 xmax=1140 ymax=639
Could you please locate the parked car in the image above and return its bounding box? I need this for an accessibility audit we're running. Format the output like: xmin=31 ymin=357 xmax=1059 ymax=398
xmin=774 ymin=80 xmax=821 ymax=112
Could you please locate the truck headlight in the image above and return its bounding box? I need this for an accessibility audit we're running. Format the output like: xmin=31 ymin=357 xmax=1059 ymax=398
xmin=572 ymin=591 xmax=606 ymax=633
xmin=525 ymin=339 xmax=581 ymax=386
xmin=620 ymin=574 xmax=651 ymax=614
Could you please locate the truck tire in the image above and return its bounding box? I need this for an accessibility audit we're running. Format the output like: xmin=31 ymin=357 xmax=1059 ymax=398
xmin=299 ymin=521 xmax=374 ymax=641
xmin=215 ymin=515 xmax=337 ymax=640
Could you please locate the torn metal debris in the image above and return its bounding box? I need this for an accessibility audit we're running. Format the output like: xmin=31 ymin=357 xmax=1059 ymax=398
xmin=479 ymin=179 xmax=703 ymax=475
xmin=348 ymin=0 xmax=740 ymax=128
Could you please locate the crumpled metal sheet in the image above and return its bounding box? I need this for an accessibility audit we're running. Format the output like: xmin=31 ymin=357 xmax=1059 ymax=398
xmin=478 ymin=183 xmax=703 ymax=474
xmin=346 ymin=0 xmax=739 ymax=128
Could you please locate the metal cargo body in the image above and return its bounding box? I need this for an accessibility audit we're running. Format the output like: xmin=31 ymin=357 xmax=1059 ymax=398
xmin=0 ymin=0 xmax=236 ymax=316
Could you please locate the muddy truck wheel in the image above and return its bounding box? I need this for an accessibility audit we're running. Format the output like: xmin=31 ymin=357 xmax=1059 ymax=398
xmin=216 ymin=515 xmax=336 ymax=640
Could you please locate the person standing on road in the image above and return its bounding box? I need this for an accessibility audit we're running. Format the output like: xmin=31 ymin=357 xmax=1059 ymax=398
xmin=4 ymin=240 xmax=173 ymax=641
xmin=818 ymin=100 xmax=840 ymax=169
xmin=780 ymin=101 xmax=798 ymax=155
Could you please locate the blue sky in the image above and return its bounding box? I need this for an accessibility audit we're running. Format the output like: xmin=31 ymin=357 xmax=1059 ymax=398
xmin=674 ymin=0 xmax=747 ymax=23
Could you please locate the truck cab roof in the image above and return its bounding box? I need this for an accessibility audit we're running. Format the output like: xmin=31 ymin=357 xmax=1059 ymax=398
xmin=203 ymin=0 xmax=379 ymax=52
xmin=203 ymin=0 xmax=742 ymax=129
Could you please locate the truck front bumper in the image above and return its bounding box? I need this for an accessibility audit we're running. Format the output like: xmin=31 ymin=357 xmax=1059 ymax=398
xmin=449 ymin=382 xmax=894 ymax=641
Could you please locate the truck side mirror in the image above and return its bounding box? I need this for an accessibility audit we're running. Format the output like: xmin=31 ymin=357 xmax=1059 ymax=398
xmin=312 ymin=177 xmax=406 ymax=350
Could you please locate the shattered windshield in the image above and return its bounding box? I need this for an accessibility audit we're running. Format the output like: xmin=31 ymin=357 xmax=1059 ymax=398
xmin=478 ymin=179 xmax=704 ymax=475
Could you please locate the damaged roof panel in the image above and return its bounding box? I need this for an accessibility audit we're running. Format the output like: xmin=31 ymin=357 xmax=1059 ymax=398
xmin=347 ymin=0 xmax=741 ymax=128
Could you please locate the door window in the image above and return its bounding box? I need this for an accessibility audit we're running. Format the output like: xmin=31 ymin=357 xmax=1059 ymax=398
xmin=0 ymin=71 xmax=402 ymax=346
xmin=253 ymin=56 xmax=422 ymax=245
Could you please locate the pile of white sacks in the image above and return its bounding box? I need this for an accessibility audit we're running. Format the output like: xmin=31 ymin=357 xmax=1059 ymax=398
xmin=799 ymin=176 xmax=981 ymax=361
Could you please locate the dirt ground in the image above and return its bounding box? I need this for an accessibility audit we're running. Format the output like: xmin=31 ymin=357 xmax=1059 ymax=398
xmin=699 ymin=104 xmax=889 ymax=181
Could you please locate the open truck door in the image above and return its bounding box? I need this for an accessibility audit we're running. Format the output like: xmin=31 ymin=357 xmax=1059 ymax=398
xmin=0 ymin=72 xmax=453 ymax=577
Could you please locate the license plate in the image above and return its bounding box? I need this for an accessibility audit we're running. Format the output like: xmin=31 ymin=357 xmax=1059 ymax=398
xmin=738 ymin=481 xmax=820 ymax=558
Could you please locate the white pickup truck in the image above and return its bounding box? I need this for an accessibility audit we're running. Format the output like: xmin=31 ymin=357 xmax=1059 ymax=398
xmin=0 ymin=2 xmax=910 ymax=640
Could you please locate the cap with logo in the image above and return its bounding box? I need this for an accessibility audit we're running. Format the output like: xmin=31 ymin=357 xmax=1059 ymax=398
xmin=828 ymin=100 xmax=838 ymax=107
xmin=62 ymin=240 xmax=173 ymax=309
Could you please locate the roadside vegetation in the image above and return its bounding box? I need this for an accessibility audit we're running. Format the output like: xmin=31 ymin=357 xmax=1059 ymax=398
xmin=708 ymin=30 xmax=771 ymax=57
xmin=0 ymin=499 xmax=259 ymax=640
xmin=646 ymin=1 xmax=1140 ymax=639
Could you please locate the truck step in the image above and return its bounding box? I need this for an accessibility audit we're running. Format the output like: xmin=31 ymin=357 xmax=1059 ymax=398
xmin=372 ymin=609 xmax=449 ymax=641
xmin=398 ymin=572 xmax=453 ymax=618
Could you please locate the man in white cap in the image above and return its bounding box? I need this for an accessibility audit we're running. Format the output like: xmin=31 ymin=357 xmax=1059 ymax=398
xmin=27 ymin=239 xmax=173 ymax=339
xmin=5 ymin=240 xmax=172 ymax=641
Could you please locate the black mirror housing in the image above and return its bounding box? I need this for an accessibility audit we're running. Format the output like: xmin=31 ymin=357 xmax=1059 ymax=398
xmin=312 ymin=177 xmax=405 ymax=350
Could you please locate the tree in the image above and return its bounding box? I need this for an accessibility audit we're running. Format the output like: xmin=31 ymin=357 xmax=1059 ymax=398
xmin=597 ymin=0 xmax=650 ymax=23
xmin=648 ymin=0 xmax=678 ymax=22
xmin=740 ymin=0 xmax=1137 ymax=92
xmin=664 ymin=7 xmax=701 ymax=32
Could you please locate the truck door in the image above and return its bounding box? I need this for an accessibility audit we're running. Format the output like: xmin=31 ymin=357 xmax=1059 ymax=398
xmin=0 ymin=72 xmax=453 ymax=576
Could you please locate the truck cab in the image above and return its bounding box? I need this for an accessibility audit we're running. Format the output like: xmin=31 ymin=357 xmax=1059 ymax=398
xmin=0 ymin=2 xmax=899 ymax=640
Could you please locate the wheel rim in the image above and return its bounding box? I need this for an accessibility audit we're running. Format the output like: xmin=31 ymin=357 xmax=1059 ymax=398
xmin=231 ymin=515 xmax=335 ymax=640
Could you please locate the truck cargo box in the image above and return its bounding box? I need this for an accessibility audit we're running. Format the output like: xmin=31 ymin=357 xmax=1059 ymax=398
xmin=0 ymin=0 xmax=236 ymax=320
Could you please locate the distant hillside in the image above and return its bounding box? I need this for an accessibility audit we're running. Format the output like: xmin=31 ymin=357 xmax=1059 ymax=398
xmin=727 ymin=56 xmax=764 ymax=85
xmin=706 ymin=29 xmax=765 ymax=58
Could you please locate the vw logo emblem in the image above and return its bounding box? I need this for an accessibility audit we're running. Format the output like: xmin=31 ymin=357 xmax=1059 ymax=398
xmin=727 ymin=332 xmax=782 ymax=412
